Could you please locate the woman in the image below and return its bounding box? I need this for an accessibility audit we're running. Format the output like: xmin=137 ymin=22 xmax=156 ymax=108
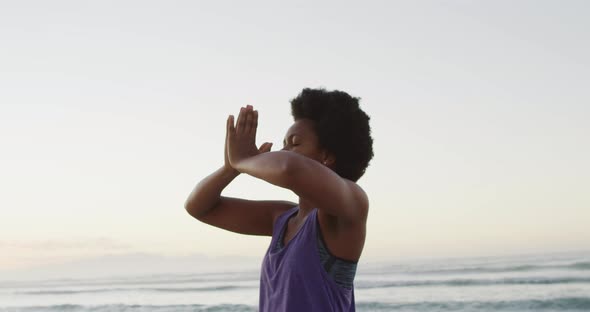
xmin=185 ymin=87 xmax=374 ymax=311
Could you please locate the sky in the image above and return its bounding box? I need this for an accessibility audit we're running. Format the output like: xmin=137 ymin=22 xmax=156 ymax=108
xmin=1 ymin=1 xmax=589 ymax=279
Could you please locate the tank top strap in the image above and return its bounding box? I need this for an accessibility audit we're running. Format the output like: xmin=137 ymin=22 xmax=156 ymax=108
xmin=290 ymin=208 xmax=321 ymax=249
xmin=271 ymin=206 xmax=299 ymax=241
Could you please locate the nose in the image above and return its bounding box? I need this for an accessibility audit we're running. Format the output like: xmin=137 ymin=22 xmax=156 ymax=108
xmin=281 ymin=144 xmax=291 ymax=151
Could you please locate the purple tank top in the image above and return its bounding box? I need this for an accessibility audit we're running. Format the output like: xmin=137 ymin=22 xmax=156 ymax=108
xmin=259 ymin=206 xmax=355 ymax=312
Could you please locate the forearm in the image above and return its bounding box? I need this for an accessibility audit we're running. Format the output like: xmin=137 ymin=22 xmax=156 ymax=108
xmin=233 ymin=151 xmax=295 ymax=189
xmin=184 ymin=166 xmax=240 ymax=218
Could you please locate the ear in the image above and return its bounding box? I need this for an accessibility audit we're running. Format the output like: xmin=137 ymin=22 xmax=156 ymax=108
xmin=321 ymin=150 xmax=336 ymax=167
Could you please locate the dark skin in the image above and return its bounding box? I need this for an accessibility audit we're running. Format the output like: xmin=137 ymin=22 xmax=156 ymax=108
xmin=186 ymin=105 xmax=368 ymax=262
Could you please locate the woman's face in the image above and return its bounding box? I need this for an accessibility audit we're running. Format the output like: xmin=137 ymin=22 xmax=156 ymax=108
xmin=281 ymin=119 xmax=327 ymax=164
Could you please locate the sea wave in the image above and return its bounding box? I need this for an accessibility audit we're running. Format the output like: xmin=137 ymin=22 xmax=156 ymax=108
xmin=571 ymin=262 xmax=590 ymax=270
xmin=0 ymin=304 xmax=257 ymax=312
xmin=356 ymin=297 xmax=590 ymax=311
xmin=2 ymin=298 xmax=589 ymax=312
xmin=15 ymin=285 xmax=255 ymax=295
xmin=1 ymin=272 xmax=260 ymax=290
xmin=356 ymin=276 xmax=590 ymax=288
xmin=12 ymin=276 xmax=590 ymax=295
xmin=397 ymin=261 xmax=590 ymax=275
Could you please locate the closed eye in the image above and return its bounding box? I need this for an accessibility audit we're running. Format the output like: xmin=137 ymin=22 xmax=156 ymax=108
xmin=282 ymin=143 xmax=299 ymax=149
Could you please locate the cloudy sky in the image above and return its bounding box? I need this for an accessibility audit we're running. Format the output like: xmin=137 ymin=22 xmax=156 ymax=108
xmin=1 ymin=0 xmax=589 ymax=278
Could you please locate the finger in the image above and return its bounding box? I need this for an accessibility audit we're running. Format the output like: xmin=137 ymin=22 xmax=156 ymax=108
xmin=264 ymin=142 xmax=273 ymax=152
xmin=226 ymin=115 xmax=231 ymax=136
xmin=252 ymin=110 xmax=259 ymax=137
xmin=227 ymin=115 xmax=235 ymax=134
xmin=225 ymin=115 xmax=232 ymax=157
xmin=244 ymin=107 xmax=253 ymax=135
xmin=236 ymin=107 xmax=246 ymax=134
xmin=258 ymin=142 xmax=272 ymax=153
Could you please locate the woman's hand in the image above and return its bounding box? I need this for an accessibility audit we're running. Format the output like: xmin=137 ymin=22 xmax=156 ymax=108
xmin=223 ymin=113 xmax=240 ymax=175
xmin=226 ymin=105 xmax=272 ymax=170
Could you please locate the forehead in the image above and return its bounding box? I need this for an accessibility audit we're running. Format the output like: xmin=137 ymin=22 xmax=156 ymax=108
xmin=284 ymin=119 xmax=316 ymax=139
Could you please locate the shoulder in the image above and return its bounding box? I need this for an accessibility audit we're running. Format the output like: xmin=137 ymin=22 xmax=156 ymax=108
xmin=316 ymin=181 xmax=368 ymax=261
xmin=283 ymin=152 xmax=368 ymax=221
xmin=317 ymin=179 xmax=368 ymax=228
xmin=351 ymin=181 xmax=369 ymax=217
xmin=338 ymin=179 xmax=369 ymax=221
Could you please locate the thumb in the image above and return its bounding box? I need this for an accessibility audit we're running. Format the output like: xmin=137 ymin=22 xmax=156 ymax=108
xmin=258 ymin=142 xmax=273 ymax=153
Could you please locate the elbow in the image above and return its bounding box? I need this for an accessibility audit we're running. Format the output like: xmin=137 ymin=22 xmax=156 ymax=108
xmin=184 ymin=197 xmax=202 ymax=219
xmin=184 ymin=199 xmax=197 ymax=217
xmin=185 ymin=203 xmax=205 ymax=220
xmin=184 ymin=197 xmax=218 ymax=220
xmin=183 ymin=185 xmax=205 ymax=218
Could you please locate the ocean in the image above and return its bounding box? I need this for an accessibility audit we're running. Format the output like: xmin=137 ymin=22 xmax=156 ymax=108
xmin=1 ymin=251 xmax=589 ymax=311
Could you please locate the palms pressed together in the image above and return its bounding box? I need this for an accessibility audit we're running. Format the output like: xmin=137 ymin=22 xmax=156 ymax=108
xmin=225 ymin=105 xmax=273 ymax=171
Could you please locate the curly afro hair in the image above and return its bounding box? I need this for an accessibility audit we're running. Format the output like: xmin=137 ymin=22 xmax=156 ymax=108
xmin=290 ymin=87 xmax=374 ymax=182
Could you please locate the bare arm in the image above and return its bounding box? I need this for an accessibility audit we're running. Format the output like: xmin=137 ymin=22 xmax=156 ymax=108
xmin=224 ymin=105 xmax=368 ymax=261
xmin=184 ymin=165 xmax=239 ymax=219
xmin=184 ymin=105 xmax=294 ymax=236
xmin=232 ymin=151 xmax=368 ymax=221
xmin=183 ymin=165 xmax=294 ymax=236
xmin=227 ymin=107 xmax=368 ymax=221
